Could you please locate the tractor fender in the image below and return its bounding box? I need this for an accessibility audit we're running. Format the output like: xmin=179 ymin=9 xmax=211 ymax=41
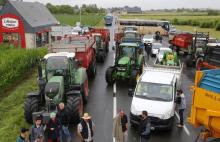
xmin=74 ymin=67 xmax=88 ymax=85
xmin=26 ymin=92 xmax=39 ymax=98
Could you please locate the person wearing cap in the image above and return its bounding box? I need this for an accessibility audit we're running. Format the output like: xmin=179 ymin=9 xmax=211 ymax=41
xmin=77 ymin=113 xmax=95 ymax=142
xmin=176 ymin=89 xmax=186 ymax=128
xmin=47 ymin=112 xmax=62 ymax=142
xmin=56 ymin=102 xmax=71 ymax=142
xmin=16 ymin=128 xmax=29 ymax=142
xmin=113 ymin=110 xmax=128 ymax=142
xmin=30 ymin=116 xmax=45 ymax=142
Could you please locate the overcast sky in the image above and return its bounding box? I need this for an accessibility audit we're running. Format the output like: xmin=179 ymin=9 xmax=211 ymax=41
xmin=24 ymin=0 xmax=220 ymax=10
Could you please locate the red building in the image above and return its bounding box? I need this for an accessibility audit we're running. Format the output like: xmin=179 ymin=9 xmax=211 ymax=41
xmin=0 ymin=0 xmax=58 ymax=48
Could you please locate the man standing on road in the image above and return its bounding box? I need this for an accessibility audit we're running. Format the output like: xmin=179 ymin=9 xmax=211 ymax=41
xmin=113 ymin=110 xmax=129 ymax=142
xmin=47 ymin=112 xmax=62 ymax=142
xmin=144 ymin=43 xmax=152 ymax=61
xmin=177 ymin=89 xmax=186 ymax=128
xmin=30 ymin=116 xmax=45 ymax=142
xmin=16 ymin=128 xmax=29 ymax=142
xmin=139 ymin=111 xmax=151 ymax=142
xmin=56 ymin=102 xmax=71 ymax=142
xmin=77 ymin=113 xmax=95 ymax=142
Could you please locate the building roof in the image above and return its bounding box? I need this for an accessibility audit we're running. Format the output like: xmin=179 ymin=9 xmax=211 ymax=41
xmin=8 ymin=0 xmax=58 ymax=28
xmin=124 ymin=6 xmax=142 ymax=13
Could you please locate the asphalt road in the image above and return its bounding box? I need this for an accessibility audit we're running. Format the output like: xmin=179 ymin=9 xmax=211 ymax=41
xmin=70 ymin=19 xmax=218 ymax=142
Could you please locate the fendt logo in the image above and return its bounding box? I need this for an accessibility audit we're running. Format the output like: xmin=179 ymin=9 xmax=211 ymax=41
xmin=2 ymin=18 xmax=19 ymax=28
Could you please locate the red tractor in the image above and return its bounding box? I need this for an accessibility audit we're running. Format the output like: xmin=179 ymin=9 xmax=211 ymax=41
xmin=50 ymin=35 xmax=97 ymax=78
xmin=196 ymin=43 xmax=220 ymax=70
xmin=87 ymin=28 xmax=110 ymax=62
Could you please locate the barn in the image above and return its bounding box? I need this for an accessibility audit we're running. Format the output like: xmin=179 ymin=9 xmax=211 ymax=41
xmin=0 ymin=0 xmax=59 ymax=48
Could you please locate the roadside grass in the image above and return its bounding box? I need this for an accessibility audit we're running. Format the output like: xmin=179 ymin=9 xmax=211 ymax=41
xmin=54 ymin=13 xmax=105 ymax=26
xmin=175 ymin=25 xmax=220 ymax=38
xmin=0 ymin=71 xmax=38 ymax=141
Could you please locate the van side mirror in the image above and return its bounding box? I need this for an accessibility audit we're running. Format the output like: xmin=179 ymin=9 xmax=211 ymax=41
xmin=128 ymin=88 xmax=134 ymax=97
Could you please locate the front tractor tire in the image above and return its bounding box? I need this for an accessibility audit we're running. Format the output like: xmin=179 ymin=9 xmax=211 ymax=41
xmin=66 ymin=94 xmax=83 ymax=124
xmin=130 ymin=70 xmax=140 ymax=87
xmin=105 ymin=67 xmax=115 ymax=85
xmin=88 ymin=60 xmax=96 ymax=79
xmin=24 ymin=94 xmax=39 ymax=124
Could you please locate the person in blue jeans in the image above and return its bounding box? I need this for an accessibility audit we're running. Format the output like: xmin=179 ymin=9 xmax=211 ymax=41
xmin=176 ymin=89 xmax=186 ymax=128
xmin=56 ymin=103 xmax=71 ymax=142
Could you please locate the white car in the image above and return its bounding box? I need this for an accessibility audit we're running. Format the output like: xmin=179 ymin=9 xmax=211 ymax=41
xmin=157 ymin=47 xmax=172 ymax=62
xmin=151 ymin=43 xmax=162 ymax=56
xmin=129 ymin=69 xmax=179 ymax=130
xmin=142 ymin=34 xmax=154 ymax=44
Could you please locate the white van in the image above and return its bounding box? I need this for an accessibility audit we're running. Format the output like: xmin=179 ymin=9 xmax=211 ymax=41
xmin=129 ymin=69 xmax=181 ymax=130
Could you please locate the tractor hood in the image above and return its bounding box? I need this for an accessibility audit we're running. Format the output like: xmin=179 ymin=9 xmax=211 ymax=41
xmin=45 ymin=76 xmax=64 ymax=103
xmin=118 ymin=56 xmax=130 ymax=65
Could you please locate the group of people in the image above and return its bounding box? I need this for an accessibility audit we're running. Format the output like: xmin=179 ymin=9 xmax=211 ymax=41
xmin=16 ymin=102 xmax=95 ymax=142
xmin=17 ymin=89 xmax=186 ymax=142
xmin=113 ymin=89 xmax=186 ymax=142
xmin=113 ymin=110 xmax=151 ymax=142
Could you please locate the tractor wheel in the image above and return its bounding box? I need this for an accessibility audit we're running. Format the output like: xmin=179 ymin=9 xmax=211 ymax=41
xmin=196 ymin=58 xmax=203 ymax=71
xmin=130 ymin=70 xmax=140 ymax=87
xmin=88 ymin=60 xmax=96 ymax=79
xmin=66 ymin=94 xmax=83 ymax=124
xmin=186 ymin=55 xmax=195 ymax=67
xmin=24 ymin=95 xmax=39 ymax=124
xmin=105 ymin=67 xmax=115 ymax=85
xmin=82 ymin=80 xmax=89 ymax=104
xmin=98 ymin=51 xmax=105 ymax=63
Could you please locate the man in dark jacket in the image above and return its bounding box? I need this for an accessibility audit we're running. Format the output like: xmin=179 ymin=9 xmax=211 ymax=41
xmin=77 ymin=113 xmax=95 ymax=142
xmin=30 ymin=116 xmax=45 ymax=142
xmin=16 ymin=128 xmax=29 ymax=142
xmin=144 ymin=43 xmax=152 ymax=60
xmin=47 ymin=112 xmax=62 ymax=142
xmin=139 ymin=111 xmax=151 ymax=142
xmin=56 ymin=102 xmax=71 ymax=142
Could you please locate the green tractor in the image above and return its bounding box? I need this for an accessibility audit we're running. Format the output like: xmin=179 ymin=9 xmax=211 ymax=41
xmin=24 ymin=52 xmax=88 ymax=124
xmin=105 ymin=43 xmax=144 ymax=87
xmin=94 ymin=34 xmax=108 ymax=62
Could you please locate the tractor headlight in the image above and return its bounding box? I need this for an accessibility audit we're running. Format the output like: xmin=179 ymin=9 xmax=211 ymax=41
xmin=117 ymin=67 xmax=126 ymax=71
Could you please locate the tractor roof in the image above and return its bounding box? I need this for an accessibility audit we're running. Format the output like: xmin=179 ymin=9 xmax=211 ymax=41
xmin=44 ymin=52 xmax=75 ymax=59
xmin=119 ymin=43 xmax=138 ymax=47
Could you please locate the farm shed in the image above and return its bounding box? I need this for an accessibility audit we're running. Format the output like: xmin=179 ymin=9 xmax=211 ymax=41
xmin=0 ymin=0 xmax=58 ymax=48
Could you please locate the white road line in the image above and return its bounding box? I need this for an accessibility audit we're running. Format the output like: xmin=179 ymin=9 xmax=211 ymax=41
xmin=175 ymin=111 xmax=191 ymax=136
xmin=113 ymin=83 xmax=117 ymax=142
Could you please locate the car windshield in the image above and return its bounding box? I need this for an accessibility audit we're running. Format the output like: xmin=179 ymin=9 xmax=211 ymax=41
xmin=135 ymin=82 xmax=173 ymax=102
xmin=152 ymin=44 xmax=162 ymax=49
xmin=46 ymin=56 xmax=69 ymax=71
xmin=144 ymin=35 xmax=153 ymax=39
xmin=121 ymin=46 xmax=135 ymax=57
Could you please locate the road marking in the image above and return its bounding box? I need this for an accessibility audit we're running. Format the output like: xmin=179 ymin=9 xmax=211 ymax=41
xmin=175 ymin=111 xmax=191 ymax=136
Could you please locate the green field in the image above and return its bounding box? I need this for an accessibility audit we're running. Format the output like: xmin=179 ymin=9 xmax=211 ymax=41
xmin=119 ymin=13 xmax=220 ymax=38
xmin=54 ymin=14 xmax=104 ymax=27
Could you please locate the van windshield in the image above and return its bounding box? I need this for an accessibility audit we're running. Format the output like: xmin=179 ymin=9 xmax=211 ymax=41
xmin=135 ymin=82 xmax=173 ymax=102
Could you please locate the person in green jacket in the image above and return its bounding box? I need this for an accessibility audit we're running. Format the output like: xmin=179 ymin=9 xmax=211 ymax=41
xmin=16 ymin=128 xmax=29 ymax=142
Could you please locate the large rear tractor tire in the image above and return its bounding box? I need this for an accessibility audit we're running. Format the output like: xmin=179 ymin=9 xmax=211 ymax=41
xmin=66 ymin=95 xmax=83 ymax=124
xmin=24 ymin=95 xmax=39 ymax=124
xmin=88 ymin=60 xmax=96 ymax=79
xmin=130 ymin=70 xmax=140 ymax=87
xmin=105 ymin=67 xmax=115 ymax=85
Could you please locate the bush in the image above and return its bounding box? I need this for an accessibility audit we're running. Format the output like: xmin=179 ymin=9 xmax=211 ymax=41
xmin=216 ymin=22 xmax=220 ymax=31
xmin=0 ymin=46 xmax=47 ymax=93
xmin=199 ymin=21 xmax=215 ymax=28
xmin=172 ymin=18 xmax=179 ymax=25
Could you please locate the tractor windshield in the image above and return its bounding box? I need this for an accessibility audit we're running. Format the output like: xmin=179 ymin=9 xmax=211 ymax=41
xmin=121 ymin=46 xmax=136 ymax=58
xmin=46 ymin=56 xmax=69 ymax=71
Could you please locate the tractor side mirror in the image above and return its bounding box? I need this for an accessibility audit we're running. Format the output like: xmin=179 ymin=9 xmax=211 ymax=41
xmin=128 ymin=88 xmax=134 ymax=97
